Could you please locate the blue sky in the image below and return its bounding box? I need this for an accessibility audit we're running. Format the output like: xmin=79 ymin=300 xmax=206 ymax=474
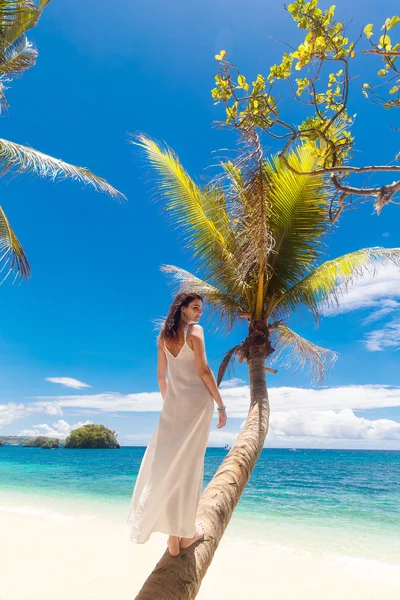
xmin=0 ymin=0 xmax=399 ymax=448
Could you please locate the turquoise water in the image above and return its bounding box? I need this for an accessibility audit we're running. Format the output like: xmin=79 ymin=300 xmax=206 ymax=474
xmin=1 ymin=446 xmax=399 ymax=562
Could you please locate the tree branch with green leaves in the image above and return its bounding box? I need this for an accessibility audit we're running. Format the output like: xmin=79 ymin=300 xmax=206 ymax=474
xmin=211 ymin=0 xmax=400 ymax=219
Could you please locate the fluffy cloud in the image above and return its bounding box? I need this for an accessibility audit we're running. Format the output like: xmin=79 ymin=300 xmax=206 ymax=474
xmin=362 ymin=300 xmax=400 ymax=325
xmin=219 ymin=377 xmax=246 ymax=388
xmin=33 ymin=391 xmax=163 ymax=413
xmin=0 ymin=403 xmax=31 ymax=426
xmin=0 ymin=401 xmax=62 ymax=428
xmin=117 ymin=409 xmax=400 ymax=448
xmin=269 ymin=408 xmax=400 ymax=441
xmin=18 ymin=419 xmax=93 ymax=439
xmin=30 ymin=384 xmax=400 ymax=418
xmin=220 ymin=384 xmax=400 ymax=417
xmin=322 ymin=264 xmax=400 ymax=353
xmin=325 ymin=263 xmax=400 ymax=316
xmin=363 ymin=318 xmax=400 ymax=352
xmin=3 ymin=383 xmax=400 ymax=449
xmin=45 ymin=377 xmax=92 ymax=389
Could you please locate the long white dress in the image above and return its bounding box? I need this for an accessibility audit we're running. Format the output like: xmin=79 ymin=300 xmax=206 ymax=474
xmin=127 ymin=322 xmax=214 ymax=543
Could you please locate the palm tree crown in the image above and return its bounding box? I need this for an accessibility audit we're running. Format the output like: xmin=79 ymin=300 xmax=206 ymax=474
xmin=134 ymin=133 xmax=400 ymax=383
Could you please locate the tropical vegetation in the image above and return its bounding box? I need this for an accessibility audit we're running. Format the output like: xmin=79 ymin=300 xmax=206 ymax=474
xmin=0 ymin=0 xmax=123 ymax=285
xmin=212 ymin=0 xmax=400 ymax=218
xmin=64 ymin=424 xmax=120 ymax=449
xmin=23 ymin=435 xmax=60 ymax=448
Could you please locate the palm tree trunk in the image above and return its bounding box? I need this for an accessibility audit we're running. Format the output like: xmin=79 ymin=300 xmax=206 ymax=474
xmin=135 ymin=352 xmax=270 ymax=600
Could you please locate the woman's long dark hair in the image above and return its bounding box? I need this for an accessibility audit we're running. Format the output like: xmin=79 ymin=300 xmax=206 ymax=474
xmin=158 ymin=291 xmax=203 ymax=344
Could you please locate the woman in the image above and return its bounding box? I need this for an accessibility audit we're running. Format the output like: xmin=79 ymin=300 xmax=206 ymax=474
xmin=127 ymin=291 xmax=227 ymax=557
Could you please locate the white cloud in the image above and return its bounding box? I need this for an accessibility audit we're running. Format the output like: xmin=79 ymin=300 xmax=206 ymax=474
xmin=0 ymin=403 xmax=30 ymax=426
xmin=18 ymin=419 xmax=93 ymax=439
xmin=118 ymin=409 xmax=400 ymax=449
xmin=364 ymin=318 xmax=400 ymax=352
xmin=362 ymin=300 xmax=400 ymax=325
xmin=33 ymin=391 xmax=163 ymax=413
xmin=322 ymin=264 xmax=400 ymax=352
xmin=326 ymin=264 xmax=400 ymax=316
xmin=30 ymin=383 xmax=400 ymax=418
xmin=0 ymin=401 xmax=63 ymax=428
xmin=219 ymin=384 xmax=400 ymax=417
xmin=45 ymin=377 xmax=92 ymax=390
xmin=219 ymin=377 xmax=246 ymax=388
xmin=269 ymin=408 xmax=400 ymax=441
xmin=3 ymin=383 xmax=400 ymax=449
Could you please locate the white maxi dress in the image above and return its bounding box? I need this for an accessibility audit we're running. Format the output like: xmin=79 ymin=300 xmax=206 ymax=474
xmin=127 ymin=323 xmax=214 ymax=543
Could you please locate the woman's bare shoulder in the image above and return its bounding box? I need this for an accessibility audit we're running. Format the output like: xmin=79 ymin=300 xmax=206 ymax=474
xmin=189 ymin=324 xmax=204 ymax=338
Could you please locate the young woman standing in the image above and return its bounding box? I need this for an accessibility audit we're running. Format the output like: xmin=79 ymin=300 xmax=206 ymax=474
xmin=127 ymin=291 xmax=227 ymax=556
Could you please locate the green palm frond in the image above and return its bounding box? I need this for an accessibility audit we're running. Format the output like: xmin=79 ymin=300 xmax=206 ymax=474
xmin=0 ymin=205 xmax=30 ymax=283
xmin=0 ymin=33 xmax=36 ymax=78
xmin=160 ymin=263 xmax=247 ymax=333
xmin=264 ymin=144 xmax=331 ymax=304
xmin=217 ymin=140 xmax=332 ymax=318
xmin=0 ymin=138 xmax=125 ymax=199
xmin=216 ymin=342 xmax=244 ymax=386
xmin=270 ymin=323 xmax=337 ymax=383
xmin=132 ymin=134 xmax=249 ymax=301
xmin=221 ymin=160 xmax=244 ymax=196
xmin=272 ymin=247 xmax=400 ymax=321
xmin=0 ymin=1 xmax=51 ymax=110
xmin=0 ymin=1 xmax=50 ymax=53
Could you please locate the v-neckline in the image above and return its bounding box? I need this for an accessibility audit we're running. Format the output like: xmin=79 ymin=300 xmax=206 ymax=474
xmin=164 ymin=341 xmax=188 ymax=360
xmin=164 ymin=323 xmax=194 ymax=359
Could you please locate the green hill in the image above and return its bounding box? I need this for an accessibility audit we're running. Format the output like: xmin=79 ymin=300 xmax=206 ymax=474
xmin=64 ymin=424 xmax=120 ymax=449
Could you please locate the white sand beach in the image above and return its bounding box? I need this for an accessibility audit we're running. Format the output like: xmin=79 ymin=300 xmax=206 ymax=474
xmin=1 ymin=498 xmax=399 ymax=600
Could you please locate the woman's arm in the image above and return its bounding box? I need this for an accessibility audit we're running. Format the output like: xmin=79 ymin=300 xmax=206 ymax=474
xmin=157 ymin=342 xmax=168 ymax=400
xmin=189 ymin=324 xmax=225 ymax=411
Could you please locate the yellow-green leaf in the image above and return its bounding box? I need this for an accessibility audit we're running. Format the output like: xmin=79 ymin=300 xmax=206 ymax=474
xmin=364 ymin=24 xmax=373 ymax=39
xmin=389 ymin=85 xmax=399 ymax=94
xmin=387 ymin=16 xmax=400 ymax=30
xmin=379 ymin=34 xmax=392 ymax=50
xmin=215 ymin=49 xmax=226 ymax=61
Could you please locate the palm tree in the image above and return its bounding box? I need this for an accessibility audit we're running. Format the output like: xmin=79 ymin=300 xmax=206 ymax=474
xmin=0 ymin=1 xmax=124 ymax=284
xmin=133 ymin=133 xmax=400 ymax=599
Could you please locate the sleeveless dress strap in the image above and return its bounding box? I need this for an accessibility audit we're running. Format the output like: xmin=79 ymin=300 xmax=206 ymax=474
xmin=184 ymin=322 xmax=193 ymax=341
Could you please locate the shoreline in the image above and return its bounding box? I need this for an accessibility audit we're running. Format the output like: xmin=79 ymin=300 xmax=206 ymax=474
xmin=1 ymin=486 xmax=399 ymax=564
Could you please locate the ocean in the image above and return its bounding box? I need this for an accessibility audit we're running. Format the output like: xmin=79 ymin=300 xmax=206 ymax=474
xmin=1 ymin=446 xmax=399 ymax=564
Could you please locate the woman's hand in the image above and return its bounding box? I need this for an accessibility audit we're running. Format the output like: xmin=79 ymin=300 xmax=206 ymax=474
xmin=217 ymin=410 xmax=227 ymax=429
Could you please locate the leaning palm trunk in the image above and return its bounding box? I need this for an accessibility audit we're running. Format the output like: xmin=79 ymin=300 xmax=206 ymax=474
xmin=135 ymin=352 xmax=270 ymax=600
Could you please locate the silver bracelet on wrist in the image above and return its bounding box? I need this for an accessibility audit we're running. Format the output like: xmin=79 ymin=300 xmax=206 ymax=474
xmin=217 ymin=405 xmax=226 ymax=413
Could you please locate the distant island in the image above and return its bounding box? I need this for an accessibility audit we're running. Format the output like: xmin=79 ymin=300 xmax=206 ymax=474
xmin=0 ymin=435 xmax=35 ymax=446
xmin=0 ymin=424 xmax=120 ymax=449
xmin=23 ymin=436 xmax=60 ymax=449
xmin=65 ymin=424 xmax=120 ymax=449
